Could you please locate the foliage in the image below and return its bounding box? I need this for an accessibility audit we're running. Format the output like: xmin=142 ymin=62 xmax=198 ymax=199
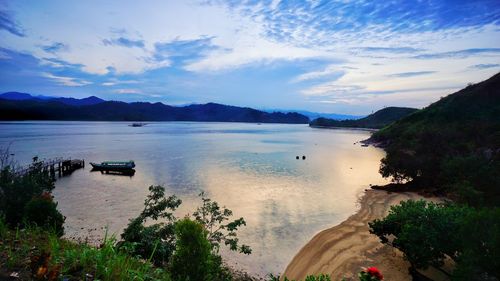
xmin=0 ymin=153 xmax=64 ymax=230
xmin=23 ymin=192 xmax=65 ymax=236
xmin=170 ymin=218 xmax=213 ymax=281
xmin=0 ymin=224 xmax=171 ymax=281
xmin=371 ymin=72 xmax=500 ymax=206
xmin=193 ymin=191 xmax=252 ymax=255
xmin=369 ymin=200 xmax=469 ymax=269
xmin=120 ymin=185 xmax=251 ymax=277
xmin=369 ymin=200 xmax=499 ymax=279
xmin=120 ymin=185 xmax=182 ymax=266
xmin=452 ymin=208 xmax=500 ymax=280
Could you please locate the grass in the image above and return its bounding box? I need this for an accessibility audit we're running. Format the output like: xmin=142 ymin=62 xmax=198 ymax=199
xmin=0 ymin=218 xmax=171 ymax=281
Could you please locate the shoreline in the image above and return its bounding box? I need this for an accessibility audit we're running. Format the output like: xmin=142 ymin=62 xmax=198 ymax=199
xmin=283 ymin=189 xmax=441 ymax=280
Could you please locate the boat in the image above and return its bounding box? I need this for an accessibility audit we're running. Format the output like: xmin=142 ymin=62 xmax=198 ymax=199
xmin=129 ymin=123 xmax=146 ymax=127
xmin=89 ymin=160 xmax=136 ymax=171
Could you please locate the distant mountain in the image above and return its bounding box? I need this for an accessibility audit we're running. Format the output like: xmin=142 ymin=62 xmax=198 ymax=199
xmin=369 ymin=72 xmax=500 ymax=206
xmin=0 ymin=97 xmax=309 ymax=124
xmin=309 ymin=107 xmax=418 ymax=129
xmin=0 ymin=92 xmax=105 ymax=106
xmin=0 ymin=92 xmax=48 ymax=100
xmin=263 ymin=109 xmax=363 ymax=120
xmin=51 ymin=96 xmax=105 ymax=106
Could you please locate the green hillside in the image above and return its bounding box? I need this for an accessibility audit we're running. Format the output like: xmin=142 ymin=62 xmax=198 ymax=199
xmin=310 ymin=107 xmax=418 ymax=129
xmin=371 ymin=72 xmax=500 ymax=206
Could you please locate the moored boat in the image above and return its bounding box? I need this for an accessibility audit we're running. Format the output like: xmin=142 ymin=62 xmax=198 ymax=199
xmin=89 ymin=160 xmax=136 ymax=171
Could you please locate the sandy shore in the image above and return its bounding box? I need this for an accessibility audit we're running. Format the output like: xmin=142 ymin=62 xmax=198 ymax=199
xmin=283 ymin=189 xmax=441 ymax=280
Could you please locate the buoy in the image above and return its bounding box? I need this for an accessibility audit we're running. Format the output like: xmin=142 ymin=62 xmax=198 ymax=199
xmin=302 ymin=155 xmax=306 ymax=160
xmin=296 ymin=156 xmax=299 ymax=160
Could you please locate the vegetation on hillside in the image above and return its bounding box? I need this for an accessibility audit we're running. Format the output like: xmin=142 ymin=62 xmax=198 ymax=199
xmin=368 ymin=73 xmax=500 ymax=280
xmin=370 ymin=73 xmax=500 ymax=206
xmin=309 ymin=107 xmax=418 ymax=129
xmin=369 ymin=200 xmax=499 ymax=280
xmin=0 ymin=98 xmax=309 ymax=124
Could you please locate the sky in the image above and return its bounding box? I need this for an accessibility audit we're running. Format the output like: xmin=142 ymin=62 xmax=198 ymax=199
xmin=0 ymin=0 xmax=499 ymax=115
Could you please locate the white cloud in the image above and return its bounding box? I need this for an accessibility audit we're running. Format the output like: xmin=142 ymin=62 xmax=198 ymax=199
xmin=113 ymin=88 xmax=142 ymax=94
xmin=41 ymin=72 xmax=91 ymax=87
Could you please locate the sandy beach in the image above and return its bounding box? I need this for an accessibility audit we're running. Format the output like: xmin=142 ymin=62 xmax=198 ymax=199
xmin=283 ymin=189 xmax=442 ymax=280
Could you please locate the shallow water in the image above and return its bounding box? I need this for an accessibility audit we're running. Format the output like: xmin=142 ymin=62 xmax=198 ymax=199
xmin=0 ymin=121 xmax=388 ymax=276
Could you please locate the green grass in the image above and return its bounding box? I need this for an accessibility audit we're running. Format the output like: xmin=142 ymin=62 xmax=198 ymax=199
xmin=0 ymin=220 xmax=171 ymax=281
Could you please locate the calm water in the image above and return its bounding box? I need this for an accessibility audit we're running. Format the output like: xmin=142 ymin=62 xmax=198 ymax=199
xmin=0 ymin=121 xmax=388 ymax=276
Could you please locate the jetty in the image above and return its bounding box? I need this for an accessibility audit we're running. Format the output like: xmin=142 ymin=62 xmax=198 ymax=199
xmin=13 ymin=158 xmax=85 ymax=178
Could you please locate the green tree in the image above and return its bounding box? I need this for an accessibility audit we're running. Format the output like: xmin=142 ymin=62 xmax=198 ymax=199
xmin=193 ymin=192 xmax=251 ymax=255
xmin=453 ymin=208 xmax=500 ymax=280
xmin=171 ymin=218 xmax=212 ymax=281
xmin=369 ymin=200 xmax=471 ymax=276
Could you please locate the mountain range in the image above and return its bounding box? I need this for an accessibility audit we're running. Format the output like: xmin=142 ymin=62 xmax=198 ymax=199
xmin=0 ymin=92 xmax=309 ymax=123
xmin=309 ymin=107 xmax=418 ymax=129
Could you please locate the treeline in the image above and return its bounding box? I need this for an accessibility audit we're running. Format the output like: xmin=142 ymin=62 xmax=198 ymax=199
xmin=0 ymin=98 xmax=309 ymax=124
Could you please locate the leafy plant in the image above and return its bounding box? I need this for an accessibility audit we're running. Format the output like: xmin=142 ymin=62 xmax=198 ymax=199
xmin=0 ymin=153 xmax=62 ymax=228
xmin=120 ymin=185 xmax=182 ymax=266
xmin=170 ymin=218 xmax=213 ymax=281
xmin=193 ymin=191 xmax=252 ymax=255
xmin=23 ymin=192 xmax=65 ymax=236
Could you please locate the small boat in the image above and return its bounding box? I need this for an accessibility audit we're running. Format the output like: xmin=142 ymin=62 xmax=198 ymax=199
xmin=90 ymin=160 xmax=136 ymax=171
xmin=129 ymin=123 xmax=146 ymax=127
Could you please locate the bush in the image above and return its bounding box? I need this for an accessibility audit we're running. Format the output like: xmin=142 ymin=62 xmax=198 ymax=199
xmin=170 ymin=218 xmax=212 ymax=281
xmin=0 ymin=157 xmax=56 ymax=226
xmin=23 ymin=192 xmax=65 ymax=237
xmin=120 ymin=185 xmax=182 ymax=266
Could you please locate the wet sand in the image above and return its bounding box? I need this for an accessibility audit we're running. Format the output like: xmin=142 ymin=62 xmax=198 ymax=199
xmin=283 ymin=190 xmax=441 ymax=280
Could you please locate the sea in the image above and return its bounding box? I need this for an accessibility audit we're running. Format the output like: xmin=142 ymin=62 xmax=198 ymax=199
xmin=0 ymin=121 xmax=388 ymax=276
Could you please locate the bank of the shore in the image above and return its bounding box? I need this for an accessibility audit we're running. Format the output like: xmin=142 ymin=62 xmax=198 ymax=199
xmin=283 ymin=189 xmax=443 ymax=280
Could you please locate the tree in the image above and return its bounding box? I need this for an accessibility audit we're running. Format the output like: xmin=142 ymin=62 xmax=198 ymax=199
xmin=369 ymin=200 xmax=471 ymax=276
xmin=453 ymin=208 xmax=500 ymax=280
xmin=193 ymin=192 xmax=252 ymax=255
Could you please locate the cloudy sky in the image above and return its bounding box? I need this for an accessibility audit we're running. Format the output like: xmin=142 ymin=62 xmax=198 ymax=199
xmin=0 ymin=0 xmax=499 ymax=114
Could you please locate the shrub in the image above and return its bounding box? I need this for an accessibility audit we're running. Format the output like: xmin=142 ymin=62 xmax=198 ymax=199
xmin=23 ymin=192 xmax=65 ymax=237
xmin=0 ymin=156 xmax=56 ymax=226
xmin=120 ymin=185 xmax=181 ymax=266
xmin=170 ymin=218 xmax=212 ymax=281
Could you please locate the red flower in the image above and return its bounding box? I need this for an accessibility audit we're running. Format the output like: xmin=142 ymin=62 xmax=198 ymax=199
xmin=366 ymin=267 xmax=383 ymax=280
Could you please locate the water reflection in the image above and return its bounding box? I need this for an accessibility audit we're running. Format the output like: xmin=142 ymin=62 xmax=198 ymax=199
xmin=90 ymin=169 xmax=136 ymax=177
xmin=0 ymin=122 xmax=388 ymax=276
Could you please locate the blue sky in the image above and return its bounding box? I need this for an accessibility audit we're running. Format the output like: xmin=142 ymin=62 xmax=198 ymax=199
xmin=0 ymin=0 xmax=499 ymax=114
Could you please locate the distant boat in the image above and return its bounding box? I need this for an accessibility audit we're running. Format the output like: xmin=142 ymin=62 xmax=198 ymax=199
xmin=90 ymin=160 xmax=136 ymax=171
xmin=129 ymin=123 xmax=146 ymax=127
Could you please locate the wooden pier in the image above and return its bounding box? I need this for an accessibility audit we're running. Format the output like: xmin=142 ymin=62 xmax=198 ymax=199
xmin=13 ymin=158 xmax=85 ymax=178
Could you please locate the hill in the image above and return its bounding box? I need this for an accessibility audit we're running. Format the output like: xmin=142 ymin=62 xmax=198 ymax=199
xmin=264 ymin=109 xmax=363 ymax=120
xmin=369 ymin=72 xmax=500 ymax=206
xmin=0 ymin=92 xmax=105 ymax=106
xmin=309 ymin=107 xmax=418 ymax=129
xmin=0 ymin=97 xmax=309 ymax=124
